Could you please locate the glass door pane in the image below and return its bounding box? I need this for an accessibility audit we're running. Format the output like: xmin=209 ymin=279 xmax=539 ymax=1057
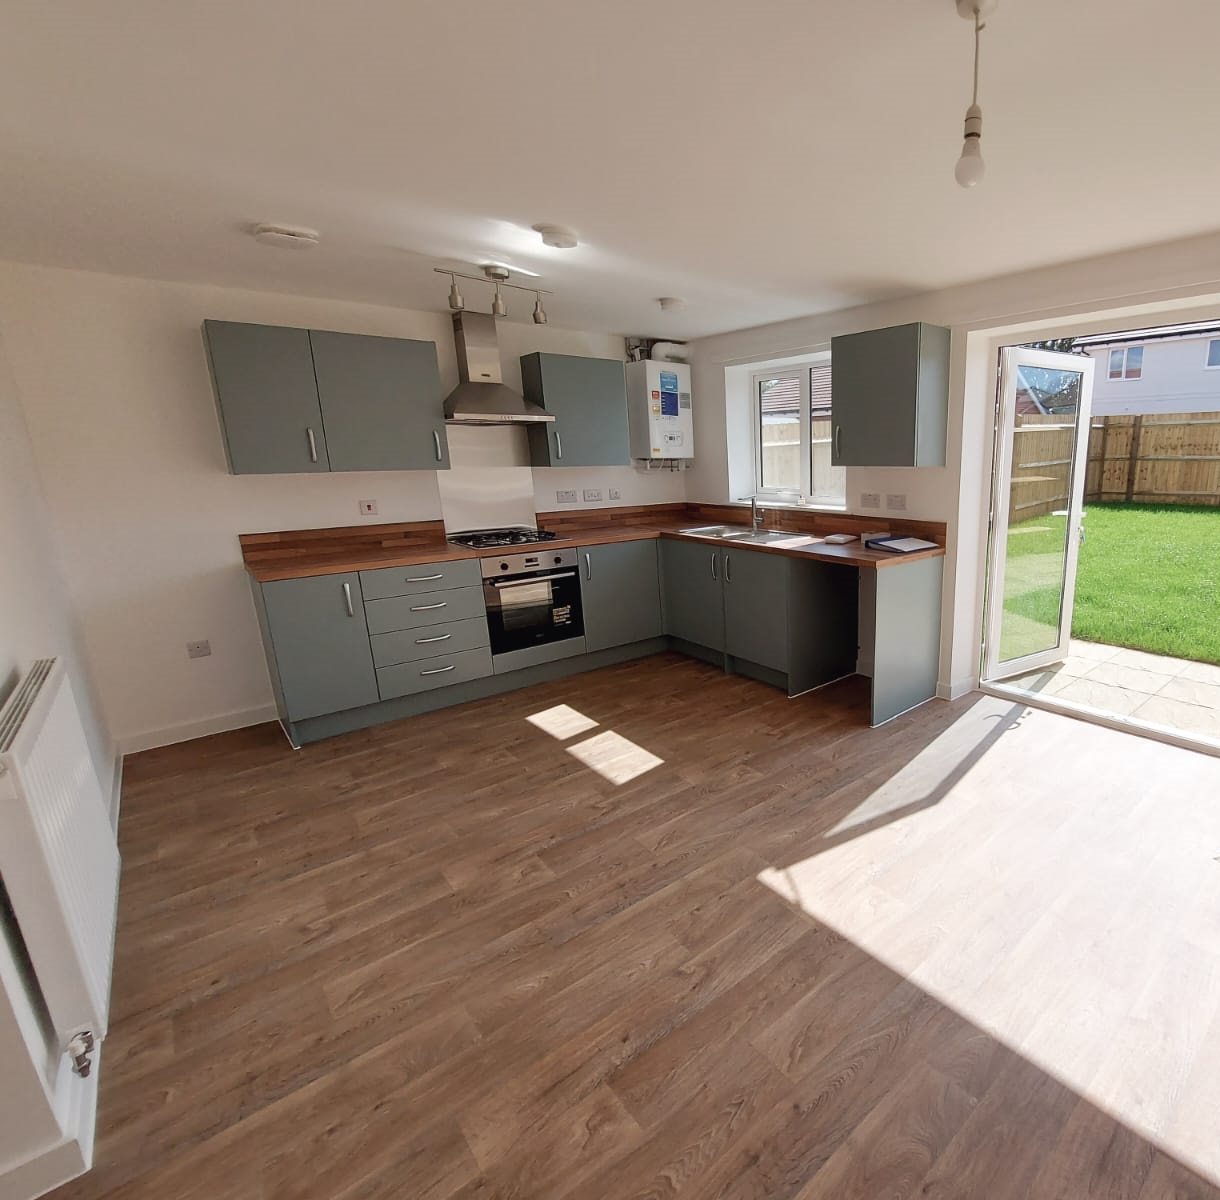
xmin=985 ymin=348 xmax=1095 ymax=679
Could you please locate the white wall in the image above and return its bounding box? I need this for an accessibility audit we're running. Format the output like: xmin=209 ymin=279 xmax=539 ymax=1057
xmin=1085 ymin=335 xmax=1220 ymax=415
xmin=688 ymin=230 xmax=1220 ymax=697
xmin=0 ymin=262 xmax=681 ymax=753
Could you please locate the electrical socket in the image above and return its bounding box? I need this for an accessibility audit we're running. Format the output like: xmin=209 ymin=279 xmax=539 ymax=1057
xmin=582 ymin=488 xmax=604 ymax=502
xmin=556 ymin=489 xmax=578 ymax=503
xmin=860 ymin=492 xmax=881 ymax=509
xmin=186 ymin=640 xmax=211 ymax=660
xmin=885 ymin=493 xmax=908 ymax=512
xmin=608 ymin=488 xmax=622 ymax=501
xmin=359 ymin=499 xmax=378 ymax=516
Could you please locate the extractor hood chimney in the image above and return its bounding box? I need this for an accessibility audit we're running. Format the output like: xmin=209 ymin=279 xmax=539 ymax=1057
xmin=443 ymin=311 xmax=554 ymax=425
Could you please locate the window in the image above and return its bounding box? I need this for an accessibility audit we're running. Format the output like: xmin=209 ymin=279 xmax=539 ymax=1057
xmin=753 ymin=361 xmax=845 ymax=506
xmin=1207 ymin=339 xmax=1220 ymax=368
xmin=1107 ymin=345 xmax=1143 ymax=380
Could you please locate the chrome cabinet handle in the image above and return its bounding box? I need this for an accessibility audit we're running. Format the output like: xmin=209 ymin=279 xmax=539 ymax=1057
xmin=554 ymin=430 xmax=563 ymax=459
xmin=307 ymin=427 xmax=319 ymax=463
xmin=584 ymin=552 xmax=591 ymax=581
xmin=406 ymin=573 xmax=444 ymax=583
xmin=432 ymin=429 xmax=443 ymax=462
xmin=342 ymin=582 xmax=354 ymax=617
xmin=420 ymin=664 xmax=456 ymax=676
xmin=710 ymin=552 xmax=717 ymax=581
xmin=834 ymin=425 xmax=841 ymax=458
xmin=725 ymin=553 xmax=732 ymax=583
xmin=410 ymin=601 xmax=447 ymax=611
xmin=415 ymin=633 xmax=453 ymax=644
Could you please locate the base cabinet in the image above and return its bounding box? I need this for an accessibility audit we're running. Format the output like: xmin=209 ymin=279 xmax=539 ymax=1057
xmin=255 ymin=573 xmax=380 ymax=721
xmin=580 ymin=540 xmax=663 ymax=653
xmin=659 ymin=539 xmax=725 ymax=652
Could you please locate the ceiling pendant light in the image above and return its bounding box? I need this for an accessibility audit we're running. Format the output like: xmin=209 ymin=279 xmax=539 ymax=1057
xmin=492 ymin=284 xmax=508 ymax=318
xmin=446 ymin=273 xmax=465 ymax=311
xmin=433 ymin=264 xmax=553 ymax=319
xmin=532 ymin=292 xmax=548 ymax=325
xmin=954 ymin=0 xmax=997 ymax=188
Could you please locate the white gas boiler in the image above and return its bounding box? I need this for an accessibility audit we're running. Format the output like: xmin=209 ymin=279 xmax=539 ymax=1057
xmin=625 ymin=360 xmax=693 ymax=460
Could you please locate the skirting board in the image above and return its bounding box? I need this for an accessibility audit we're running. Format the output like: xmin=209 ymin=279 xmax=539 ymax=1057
xmin=937 ymin=677 xmax=978 ymax=701
xmin=116 ymin=703 xmax=279 ymax=756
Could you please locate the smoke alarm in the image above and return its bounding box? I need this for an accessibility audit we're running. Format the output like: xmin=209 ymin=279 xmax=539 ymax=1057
xmin=532 ymin=223 xmax=579 ymax=249
xmin=251 ymin=223 xmax=320 ymax=249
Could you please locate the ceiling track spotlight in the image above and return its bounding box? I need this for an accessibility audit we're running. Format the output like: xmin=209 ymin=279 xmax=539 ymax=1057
xmin=954 ymin=0 xmax=998 ymax=188
xmin=433 ymin=266 xmax=554 ymax=321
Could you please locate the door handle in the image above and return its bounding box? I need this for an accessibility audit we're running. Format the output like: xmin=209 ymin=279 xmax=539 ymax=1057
xmin=554 ymin=430 xmax=563 ymax=459
xmin=410 ymin=601 xmax=447 ymax=612
xmin=710 ymin=551 xmax=717 ymax=581
xmin=415 ymin=633 xmax=452 ymax=644
xmin=432 ymin=429 xmax=443 ymax=462
xmin=584 ymin=552 xmax=591 ymax=581
xmin=307 ymin=427 xmax=319 ymax=463
xmin=725 ymin=553 xmax=732 ymax=583
xmin=834 ymin=424 xmax=842 ymax=458
xmin=342 ymin=582 xmax=355 ymax=618
xmin=420 ymin=664 xmax=456 ymax=676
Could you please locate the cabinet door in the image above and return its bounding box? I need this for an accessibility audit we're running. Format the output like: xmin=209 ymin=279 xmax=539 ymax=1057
xmin=309 ymin=330 xmax=449 ymax=472
xmin=831 ymin=323 xmax=949 ymax=467
xmin=660 ymin=539 xmax=724 ymax=652
xmin=723 ymin=548 xmax=789 ymax=672
xmin=259 ymin=573 xmax=379 ymax=720
xmin=580 ymin=540 xmax=663 ymax=653
xmin=204 ymin=321 xmax=330 ymax=474
xmin=521 ymin=353 xmax=630 ymax=467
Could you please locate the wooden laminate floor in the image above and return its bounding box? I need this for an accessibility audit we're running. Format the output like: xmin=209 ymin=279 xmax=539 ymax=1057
xmin=51 ymin=653 xmax=1220 ymax=1200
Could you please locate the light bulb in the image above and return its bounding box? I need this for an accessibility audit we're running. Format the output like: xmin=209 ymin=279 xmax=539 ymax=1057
xmin=955 ymin=137 xmax=985 ymax=187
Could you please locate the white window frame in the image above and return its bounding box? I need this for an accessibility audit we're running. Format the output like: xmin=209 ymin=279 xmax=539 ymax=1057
xmin=1206 ymin=339 xmax=1220 ymax=369
xmin=1107 ymin=345 xmax=1144 ymax=380
xmin=751 ymin=354 xmax=843 ymax=506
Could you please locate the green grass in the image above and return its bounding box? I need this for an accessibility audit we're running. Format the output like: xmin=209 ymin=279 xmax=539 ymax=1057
xmin=1000 ymin=503 xmax=1220 ymax=665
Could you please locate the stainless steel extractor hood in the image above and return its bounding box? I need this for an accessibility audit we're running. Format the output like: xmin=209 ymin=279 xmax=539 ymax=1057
xmin=443 ymin=311 xmax=554 ymax=425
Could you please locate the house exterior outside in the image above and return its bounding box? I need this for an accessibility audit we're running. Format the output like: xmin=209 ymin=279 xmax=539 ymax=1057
xmin=1076 ymin=324 xmax=1220 ymax=416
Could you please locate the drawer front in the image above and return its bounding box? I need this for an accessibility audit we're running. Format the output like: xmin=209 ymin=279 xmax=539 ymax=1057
xmin=364 ymin=585 xmax=486 ymax=634
xmin=359 ymin=558 xmax=481 ymax=600
xmin=370 ymin=616 xmax=490 ymax=667
xmin=377 ymin=646 xmax=493 ymax=700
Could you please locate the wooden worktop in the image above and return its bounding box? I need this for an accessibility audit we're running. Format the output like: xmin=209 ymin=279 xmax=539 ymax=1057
xmin=239 ymin=503 xmax=946 ymax=582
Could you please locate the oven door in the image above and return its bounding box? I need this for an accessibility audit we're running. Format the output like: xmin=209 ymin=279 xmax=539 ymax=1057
xmin=483 ymin=569 xmax=584 ymax=654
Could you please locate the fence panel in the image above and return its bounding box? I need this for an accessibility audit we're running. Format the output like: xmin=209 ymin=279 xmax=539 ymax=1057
xmin=1086 ymin=413 xmax=1220 ymax=506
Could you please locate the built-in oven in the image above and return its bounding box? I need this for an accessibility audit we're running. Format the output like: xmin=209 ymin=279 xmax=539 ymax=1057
xmin=482 ymin=548 xmax=584 ymax=655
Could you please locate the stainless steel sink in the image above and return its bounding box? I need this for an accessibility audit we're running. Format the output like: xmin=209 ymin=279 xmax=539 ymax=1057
xmin=677 ymin=525 xmax=800 ymax=544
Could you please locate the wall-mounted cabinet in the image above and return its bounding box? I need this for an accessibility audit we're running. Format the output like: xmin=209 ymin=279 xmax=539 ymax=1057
xmin=830 ymin=322 xmax=950 ymax=468
xmin=204 ymin=320 xmax=449 ymax=474
xmin=520 ymin=352 xmax=630 ymax=467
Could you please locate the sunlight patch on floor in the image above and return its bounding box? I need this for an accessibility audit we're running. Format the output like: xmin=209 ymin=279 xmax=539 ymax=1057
xmin=758 ymin=694 xmax=1220 ymax=1186
xmin=525 ymin=704 xmax=599 ymax=740
xmin=566 ymin=730 xmax=664 ymax=785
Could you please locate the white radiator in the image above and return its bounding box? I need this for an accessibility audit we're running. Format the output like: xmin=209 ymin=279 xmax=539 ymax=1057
xmin=0 ymin=658 xmax=119 ymax=1061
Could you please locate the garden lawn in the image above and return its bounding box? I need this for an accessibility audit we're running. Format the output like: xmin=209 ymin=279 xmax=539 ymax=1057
xmin=1002 ymin=502 xmax=1220 ymax=665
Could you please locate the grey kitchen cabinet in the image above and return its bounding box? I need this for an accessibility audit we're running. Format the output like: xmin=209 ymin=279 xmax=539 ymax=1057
xmin=256 ymin=572 xmax=379 ymax=721
xmin=579 ymin=539 xmax=663 ymax=653
xmin=204 ymin=321 xmax=330 ymax=474
xmin=521 ymin=352 xmax=631 ymax=467
xmin=359 ymin=558 xmax=480 ymax=601
xmin=660 ymin=538 xmax=726 ymax=652
xmin=203 ymin=320 xmax=449 ymax=475
xmin=722 ymin=546 xmax=789 ymax=672
xmin=364 ymin=586 xmax=487 ymax=635
xmin=308 ymin=330 xmax=449 ymax=472
xmin=830 ymin=322 xmax=950 ymax=468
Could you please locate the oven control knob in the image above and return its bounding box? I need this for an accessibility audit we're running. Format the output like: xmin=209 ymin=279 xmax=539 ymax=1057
xmin=554 ymin=555 xmax=562 ymax=565
xmin=500 ymin=561 xmax=509 ymax=572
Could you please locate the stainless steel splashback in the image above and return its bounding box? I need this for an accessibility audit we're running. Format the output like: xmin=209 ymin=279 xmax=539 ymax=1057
xmin=437 ymin=424 xmax=537 ymax=534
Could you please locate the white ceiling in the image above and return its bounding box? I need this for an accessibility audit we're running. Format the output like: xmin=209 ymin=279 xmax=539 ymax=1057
xmin=1 ymin=1 xmax=1218 ymax=338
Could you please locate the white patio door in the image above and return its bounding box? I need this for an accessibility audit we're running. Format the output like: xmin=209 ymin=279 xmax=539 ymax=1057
xmin=983 ymin=347 xmax=1096 ymax=680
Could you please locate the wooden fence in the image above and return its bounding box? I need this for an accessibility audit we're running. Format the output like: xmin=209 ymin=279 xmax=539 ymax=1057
xmin=1010 ymin=412 xmax=1220 ymax=520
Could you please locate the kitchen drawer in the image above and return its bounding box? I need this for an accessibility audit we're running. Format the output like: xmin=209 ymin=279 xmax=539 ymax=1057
xmin=359 ymin=557 xmax=481 ymax=600
xmin=370 ymin=616 xmax=489 ymax=667
xmin=377 ymin=646 xmax=493 ymax=700
xmin=364 ymin=585 xmax=485 ymax=634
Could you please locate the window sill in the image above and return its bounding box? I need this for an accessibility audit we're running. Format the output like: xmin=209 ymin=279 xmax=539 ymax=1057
xmin=730 ymin=498 xmax=848 ymax=515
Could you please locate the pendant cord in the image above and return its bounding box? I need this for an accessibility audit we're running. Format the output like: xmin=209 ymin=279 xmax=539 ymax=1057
xmin=972 ymin=10 xmax=984 ymax=106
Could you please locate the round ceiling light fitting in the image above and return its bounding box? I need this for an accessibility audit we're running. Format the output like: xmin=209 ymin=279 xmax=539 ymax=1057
xmin=251 ymin=222 xmax=320 ymax=249
xmin=532 ymin=223 xmax=579 ymax=249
